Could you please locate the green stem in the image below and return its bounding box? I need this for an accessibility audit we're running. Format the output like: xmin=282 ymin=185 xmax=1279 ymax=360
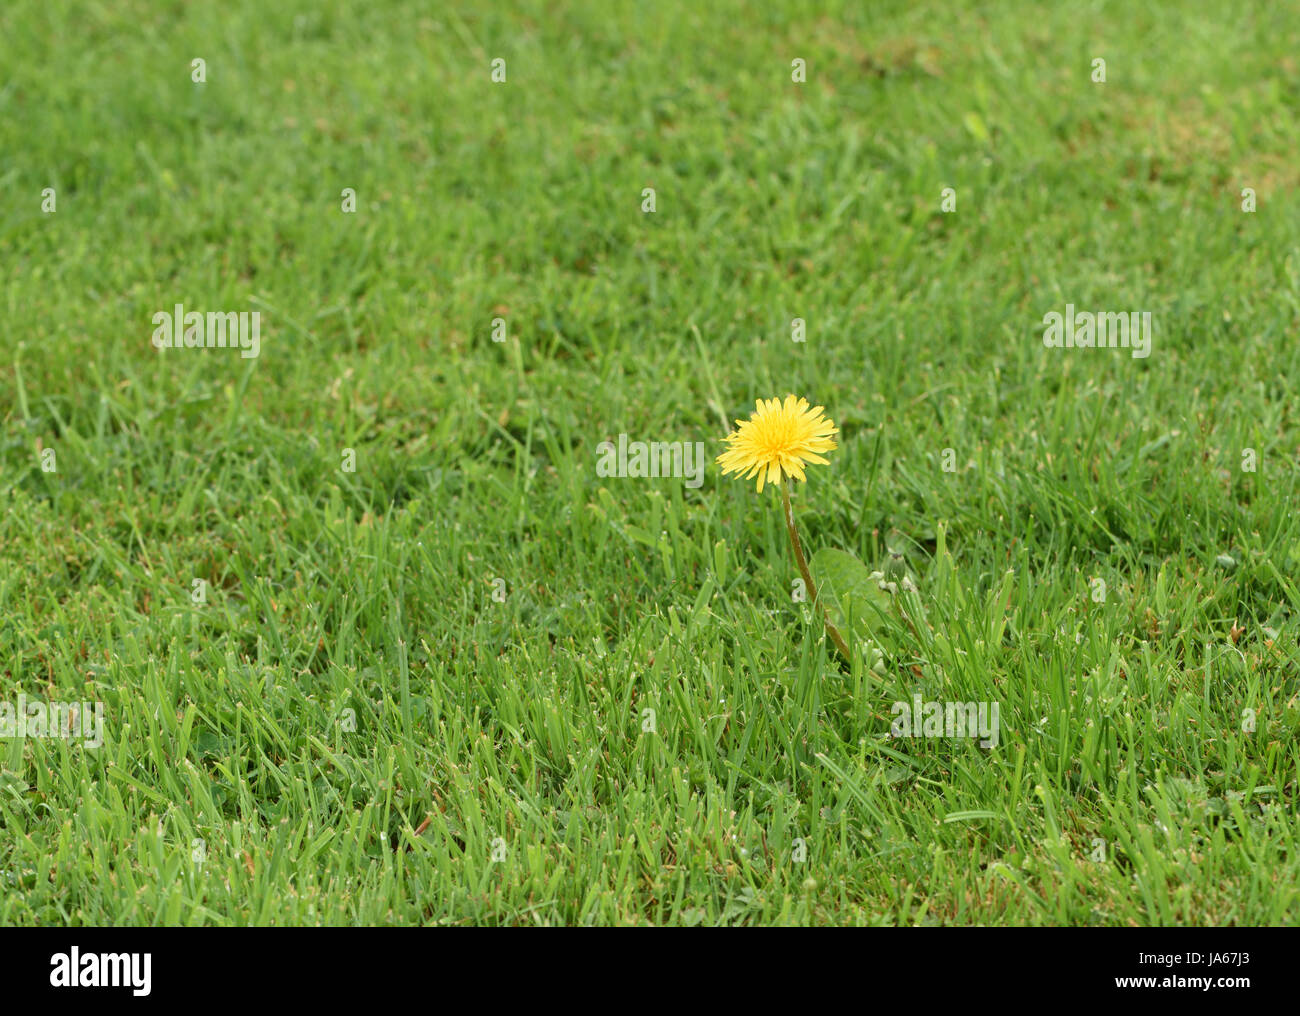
xmin=781 ymin=479 xmax=851 ymax=662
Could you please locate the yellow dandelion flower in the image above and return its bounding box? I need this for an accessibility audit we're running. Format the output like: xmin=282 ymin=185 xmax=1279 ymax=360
xmin=716 ymin=395 xmax=838 ymax=492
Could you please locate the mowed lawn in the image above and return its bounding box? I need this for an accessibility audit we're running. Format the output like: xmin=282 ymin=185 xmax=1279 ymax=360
xmin=2 ymin=0 xmax=1298 ymax=925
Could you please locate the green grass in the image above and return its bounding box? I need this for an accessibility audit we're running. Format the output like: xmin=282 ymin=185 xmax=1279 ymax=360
xmin=2 ymin=0 xmax=1299 ymax=926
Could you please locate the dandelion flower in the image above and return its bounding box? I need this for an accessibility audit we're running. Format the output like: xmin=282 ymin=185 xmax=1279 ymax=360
xmin=716 ymin=395 xmax=838 ymax=493
xmin=716 ymin=394 xmax=850 ymax=661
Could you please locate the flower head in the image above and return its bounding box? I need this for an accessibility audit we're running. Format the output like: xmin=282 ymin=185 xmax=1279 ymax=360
xmin=716 ymin=395 xmax=838 ymax=492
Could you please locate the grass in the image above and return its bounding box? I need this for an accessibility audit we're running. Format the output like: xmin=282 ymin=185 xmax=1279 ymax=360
xmin=1 ymin=0 xmax=1298 ymax=926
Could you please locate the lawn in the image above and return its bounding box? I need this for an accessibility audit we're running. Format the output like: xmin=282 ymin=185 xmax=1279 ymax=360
xmin=1 ymin=0 xmax=1298 ymax=925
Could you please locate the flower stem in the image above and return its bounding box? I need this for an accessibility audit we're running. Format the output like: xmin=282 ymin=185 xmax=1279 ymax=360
xmin=781 ymin=479 xmax=852 ymax=662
